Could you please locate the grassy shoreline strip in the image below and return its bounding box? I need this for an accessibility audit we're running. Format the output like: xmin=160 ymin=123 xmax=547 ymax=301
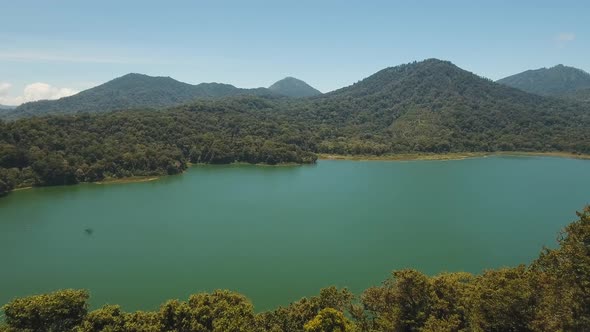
xmin=93 ymin=176 xmax=160 ymax=185
xmin=318 ymin=151 xmax=590 ymax=161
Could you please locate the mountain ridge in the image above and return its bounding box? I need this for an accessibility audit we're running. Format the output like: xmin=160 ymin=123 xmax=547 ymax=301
xmin=497 ymin=64 xmax=590 ymax=100
xmin=1 ymin=58 xmax=589 ymax=196
xmin=4 ymin=74 xmax=322 ymax=119
xmin=5 ymin=73 xmax=277 ymax=119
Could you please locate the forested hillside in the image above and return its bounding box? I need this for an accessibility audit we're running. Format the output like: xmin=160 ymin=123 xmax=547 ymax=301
xmin=4 ymin=74 xmax=325 ymax=119
xmin=0 ymin=97 xmax=317 ymax=196
xmin=1 ymin=59 xmax=590 ymax=196
xmin=563 ymin=87 xmax=590 ymax=102
xmin=300 ymin=59 xmax=590 ymax=154
xmin=2 ymin=205 xmax=589 ymax=331
xmin=498 ymin=64 xmax=590 ymax=101
xmin=3 ymin=73 xmax=276 ymax=119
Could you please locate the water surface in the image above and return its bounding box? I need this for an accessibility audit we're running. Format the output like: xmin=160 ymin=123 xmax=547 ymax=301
xmin=1 ymin=157 xmax=588 ymax=311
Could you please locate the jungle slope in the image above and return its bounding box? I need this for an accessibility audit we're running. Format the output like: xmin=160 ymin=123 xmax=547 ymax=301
xmin=1 ymin=59 xmax=590 ymax=196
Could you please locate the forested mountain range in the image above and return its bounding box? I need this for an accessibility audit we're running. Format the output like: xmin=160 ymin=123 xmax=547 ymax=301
xmin=4 ymin=74 xmax=272 ymax=119
xmin=2 ymin=74 xmax=321 ymax=119
xmin=0 ymin=104 xmax=15 ymax=110
xmin=308 ymin=59 xmax=590 ymax=153
xmin=268 ymin=77 xmax=322 ymax=97
xmin=497 ymin=64 xmax=590 ymax=101
xmin=1 ymin=59 xmax=589 ymax=195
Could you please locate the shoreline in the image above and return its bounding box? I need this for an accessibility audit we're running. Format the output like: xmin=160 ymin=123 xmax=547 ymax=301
xmin=13 ymin=186 xmax=33 ymax=191
xmin=5 ymin=151 xmax=589 ymax=195
xmin=318 ymin=151 xmax=590 ymax=162
xmin=90 ymin=162 xmax=303 ymax=186
xmin=93 ymin=176 xmax=161 ymax=185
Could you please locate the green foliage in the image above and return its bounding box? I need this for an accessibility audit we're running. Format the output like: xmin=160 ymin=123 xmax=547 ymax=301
xmin=562 ymin=87 xmax=590 ymax=102
xmin=422 ymin=272 xmax=473 ymax=331
xmin=158 ymin=290 xmax=255 ymax=332
xmin=78 ymin=305 xmax=126 ymax=332
xmin=361 ymin=269 xmax=434 ymax=331
xmin=497 ymin=64 xmax=590 ymax=99
xmin=532 ymin=205 xmax=590 ymax=331
xmin=2 ymin=59 xmax=590 ymax=196
xmin=6 ymin=74 xmax=277 ymax=119
xmin=303 ymin=308 xmax=354 ymax=332
xmin=78 ymin=305 xmax=161 ymax=332
xmin=252 ymin=287 xmax=353 ymax=332
xmin=2 ymin=289 xmax=88 ymax=332
xmin=186 ymin=290 xmax=255 ymax=332
xmin=123 ymin=312 xmax=160 ymax=332
xmin=467 ymin=266 xmax=535 ymax=331
xmin=0 ymin=101 xmax=318 ymax=195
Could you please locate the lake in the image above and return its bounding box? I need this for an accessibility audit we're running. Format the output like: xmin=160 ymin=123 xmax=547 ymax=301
xmin=0 ymin=156 xmax=589 ymax=312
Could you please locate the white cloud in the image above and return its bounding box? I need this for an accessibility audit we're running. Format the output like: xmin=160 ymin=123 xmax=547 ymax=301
xmin=0 ymin=82 xmax=79 ymax=106
xmin=556 ymin=33 xmax=575 ymax=42
xmin=0 ymin=82 xmax=11 ymax=97
xmin=554 ymin=33 xmax=575 ymax=48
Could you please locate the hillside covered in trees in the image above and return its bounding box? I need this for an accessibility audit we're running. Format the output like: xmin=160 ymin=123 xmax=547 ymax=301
xmin=2 ymin=205 xmax=589 ymax=331
xmin=268 ymin=77 xmax=322 ymax=97
xmin=2 ymin=75 xmax=323 ymax=119
xmin=562 ymin=87 xmax=590 ymax=102
xmin=3 ymin=74 xmax=277 ymax=119
xmin=497 ymin=64 xmax=590 ymax=101
xmin=1 ymin=59 xmax=590 ymax=196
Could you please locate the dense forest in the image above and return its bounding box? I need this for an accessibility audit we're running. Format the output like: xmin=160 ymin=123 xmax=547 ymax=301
xmin=563 ymin=87 xmax=590 ymax=103
xmin=497 ymin=64 xmax=590 ymax=101
xmin=1 ymin=205 xmax=589 ymax=331
xmin=3 ymin=74 xmax=320 ymax=120
xmin=4 ymin=74 xmax=276 ymax=119
xmin=0 ymin=97 xmax=318 ymax=196
xmin=1 ymin=59 xmax=590 ymax=196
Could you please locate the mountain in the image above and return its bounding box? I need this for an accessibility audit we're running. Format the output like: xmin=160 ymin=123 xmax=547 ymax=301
xmin=1 ymin=59 xmax=590 ymax=196
xmin=268 ymin=77 xmax=321 ymax=97
xmin=0 ymin=105 xmax=15 ymax=110
xmin=301 ymin=58 xmax=590 ymax=153
xmin=497 ymin=64 xmax=590 ymax=100
xmin=3 ymin=73 xmax=275 ymax=119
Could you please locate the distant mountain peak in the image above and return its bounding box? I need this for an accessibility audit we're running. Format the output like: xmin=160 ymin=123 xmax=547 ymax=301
xmin=497 ymin=64 xmax=590 ymax=98
xmin=324 ymin=58 xmax=488 ymax=100
xmin=269 ymin=77 xmax=321 ymax=97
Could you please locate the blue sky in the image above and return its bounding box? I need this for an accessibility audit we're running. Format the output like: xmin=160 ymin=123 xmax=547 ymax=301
xmin=0 ymin=0 xmax=588 ymax=105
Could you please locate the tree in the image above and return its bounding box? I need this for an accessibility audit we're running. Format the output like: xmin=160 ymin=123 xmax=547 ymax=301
xmin=2 ymin=289 xmax=88 ymax=331
xmin=422 ymin=272 xmax=473 ymax=331
xmin=361 ymin=269 xmax=433 ymax=331
xmin=467 ymin=266 xmax=535 ymax=331
xmin=159 ymin=299 xmax=193 ymax=331
xmin=78 ymin=305 xmax=126 ymax=332
xmin=304 ymin=308 xmax=354 ymax=332
xmin=187 ymin=290 xmax=255 ymax=332
xmin=532 ymin=206 xmax=590 ymax=331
